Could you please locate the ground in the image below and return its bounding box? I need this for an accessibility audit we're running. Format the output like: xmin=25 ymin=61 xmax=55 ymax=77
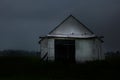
xmin=0 ymin=56 xmax=120 ymax=80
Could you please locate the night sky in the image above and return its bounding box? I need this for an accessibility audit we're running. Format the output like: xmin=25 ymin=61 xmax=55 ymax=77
xmin=0 ymin=0 xmax=120 ymax=52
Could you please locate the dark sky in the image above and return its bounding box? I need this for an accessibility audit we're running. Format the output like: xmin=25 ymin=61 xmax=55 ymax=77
xmin=0 ymin=0 xmax=120 ymax=52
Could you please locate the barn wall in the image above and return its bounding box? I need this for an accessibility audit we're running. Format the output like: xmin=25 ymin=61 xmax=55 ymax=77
xmin=75 ymin=39 xmax=95 ymax=62
xmin=40 ymin=38 xmax=103 ymax=62
xmin=95 ymin=39 xmax=104 ymax=60
xmin=92 ymin=39 xmax=99 ymax=60
xmin=40 ymin=38 xmax=48 ymax=60
xmin=48 ymin=39 xmax=55 ymax=60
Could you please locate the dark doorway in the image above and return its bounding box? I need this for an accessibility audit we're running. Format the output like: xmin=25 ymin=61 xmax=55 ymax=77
xmin=55 ymin=39 xmax=75 ymax=63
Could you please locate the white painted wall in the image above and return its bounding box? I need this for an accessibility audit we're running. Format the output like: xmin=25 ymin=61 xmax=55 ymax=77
xmin=75 ymin=39 xmax=95 ymax=62
xmin=40 ymin=38 xmax=48 ymax=59
xmin=48 ymin=39 xmax=55 ymax=60
xmin=40 ymin=38 xmax=103 ymax=62
xmin=95 ymin=39 xmax=104 ymax=60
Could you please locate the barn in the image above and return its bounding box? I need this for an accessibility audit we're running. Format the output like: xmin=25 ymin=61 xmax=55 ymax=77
xmin=39 ymin=15 xmax=104 ymax=63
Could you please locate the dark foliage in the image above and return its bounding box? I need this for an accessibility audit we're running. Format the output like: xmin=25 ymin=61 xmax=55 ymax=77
xmin=0 ymin=50 xmax=120 ymax=80
xmin=0 ymin=50 xmax=40 ymax=56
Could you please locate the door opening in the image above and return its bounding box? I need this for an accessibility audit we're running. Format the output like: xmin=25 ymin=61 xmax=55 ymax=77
xmin=55 ymin=39 xmax=75 ymax=63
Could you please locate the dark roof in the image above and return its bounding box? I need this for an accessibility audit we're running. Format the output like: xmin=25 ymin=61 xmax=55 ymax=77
xmin=49 ymin=15 xmax=94 ymax=34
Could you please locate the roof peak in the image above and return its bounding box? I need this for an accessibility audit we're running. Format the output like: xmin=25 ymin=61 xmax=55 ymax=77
xmin=49 ymin=15 xmax=94 ymax=34
xmin=68 ymin=14 xmax=75 ymax=18
xmin=69 ymin=14 xmax=74 ymax=16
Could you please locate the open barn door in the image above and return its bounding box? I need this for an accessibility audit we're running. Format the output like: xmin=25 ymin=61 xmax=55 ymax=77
xmin=55 ymin=39 xmax=75 ymax=63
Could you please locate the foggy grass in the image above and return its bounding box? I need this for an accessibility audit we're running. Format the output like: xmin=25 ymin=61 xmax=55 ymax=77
xmin=0 ymin=55 xmax=120 ymax=80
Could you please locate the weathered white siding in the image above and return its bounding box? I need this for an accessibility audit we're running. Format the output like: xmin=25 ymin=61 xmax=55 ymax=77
xmin=48 ymin=39 xmax=55 ymax=60
xmin=76 ymin=39 xmax=95 ymax=62
xmin=95 ymin=39 xmax=104 ymax=60
xmin=40 ymin=38 xmax=48 ymax=59
xmin=40 ymin=38 xmax=104 ymax=62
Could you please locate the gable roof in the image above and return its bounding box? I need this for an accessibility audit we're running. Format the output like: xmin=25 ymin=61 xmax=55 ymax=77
xmin=49 ymin=15 xmax=94 ymax=34
xmin=39 ymin=15 xmax=104 ymax=43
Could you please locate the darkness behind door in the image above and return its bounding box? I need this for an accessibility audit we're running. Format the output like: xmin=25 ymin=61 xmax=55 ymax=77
xmin=55 ymin=39 xmax=75 ymax=63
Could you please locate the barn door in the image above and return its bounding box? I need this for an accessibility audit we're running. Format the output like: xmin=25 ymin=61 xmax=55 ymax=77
xmin=55 ymin=39 xmax=75 ymax=63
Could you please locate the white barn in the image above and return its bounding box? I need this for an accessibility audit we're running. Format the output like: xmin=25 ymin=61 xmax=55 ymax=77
xmin=39 ymin=15 xmax=104 ymax=63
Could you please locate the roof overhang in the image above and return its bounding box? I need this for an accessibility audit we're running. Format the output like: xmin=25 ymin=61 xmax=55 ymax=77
xmin=39 ymin=34 xmax=104 ymax=43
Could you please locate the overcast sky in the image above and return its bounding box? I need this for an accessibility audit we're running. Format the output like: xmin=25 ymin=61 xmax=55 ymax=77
xmin=0 ymin=0 xmax=120 ymax=52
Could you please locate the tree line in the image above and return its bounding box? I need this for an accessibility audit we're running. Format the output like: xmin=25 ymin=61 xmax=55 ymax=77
xmin=0 ymin=50 xmax=40 ymax=57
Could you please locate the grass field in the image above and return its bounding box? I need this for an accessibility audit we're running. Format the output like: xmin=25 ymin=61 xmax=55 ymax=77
xmin=0 ymin=56 xmax=120 ymax=80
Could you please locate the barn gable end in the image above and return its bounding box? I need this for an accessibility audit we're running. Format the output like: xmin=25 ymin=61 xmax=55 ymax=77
xmin=49 ymin=15 xmax=94 ymax=37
